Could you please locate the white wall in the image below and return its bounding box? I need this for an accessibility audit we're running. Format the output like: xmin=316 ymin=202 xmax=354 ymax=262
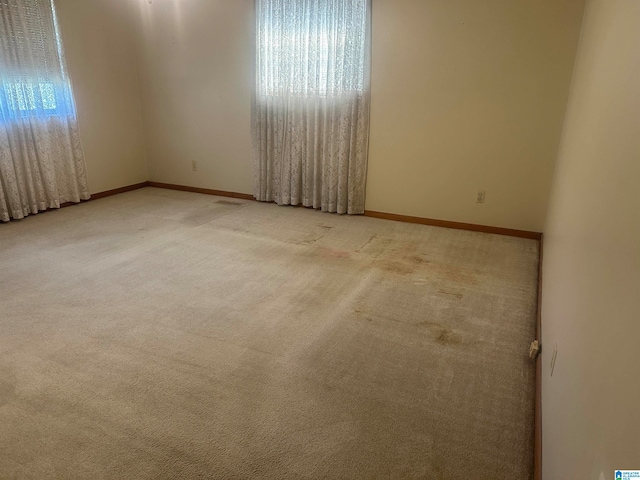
xmin=134 ymin=0 xmax=255 ymax=194
xmin=134 ymin=0 xmax=585 ymax=232
xmin=366 ymin=0 xmax=585 ymax=232
xmin=541 ymin=1 xmax=640 ymax=478
xmin=56 ymin=0 xmax=148 ymax=194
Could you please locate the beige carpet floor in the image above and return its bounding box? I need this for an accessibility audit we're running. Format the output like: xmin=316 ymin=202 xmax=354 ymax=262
xmin=0 ymin=187 xmax=538 ymax=479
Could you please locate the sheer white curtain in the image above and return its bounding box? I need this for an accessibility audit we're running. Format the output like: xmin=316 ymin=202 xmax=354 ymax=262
xmin=0 ymin=0 xmax=88 ymax=222
xmin=252 ymin=0 xmax=371 ymax=214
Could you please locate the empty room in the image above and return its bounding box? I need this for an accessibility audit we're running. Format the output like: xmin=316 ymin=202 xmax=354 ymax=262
xmin=1 ymin=0 xmax=638 ymax=478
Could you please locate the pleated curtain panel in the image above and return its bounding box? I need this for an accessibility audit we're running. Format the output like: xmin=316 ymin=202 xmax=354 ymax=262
xmin=0 ymin=0 xmax=88 ymax=222
xmin=252 ymin=0 xmax=372 ymax=214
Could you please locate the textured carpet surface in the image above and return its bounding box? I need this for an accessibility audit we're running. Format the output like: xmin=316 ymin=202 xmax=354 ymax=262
xmin=0 ymin=188 xmax=538 ymax=479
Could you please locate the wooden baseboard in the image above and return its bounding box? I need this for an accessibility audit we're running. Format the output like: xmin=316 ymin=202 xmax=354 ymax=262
xmin=58 ymin=181 xmax=149 ymax=209
xmin=147 ymin=181 xmax=254 ymax=201
xmin=90 ymin=182 xmax=150 ymax=200
xmin=534 ymin=235 xmax=544 ymax=480
xmin=363 ymin=210 xmax=542 ymax=240
xmin=146 ymin=183 xmax=542 ymax=240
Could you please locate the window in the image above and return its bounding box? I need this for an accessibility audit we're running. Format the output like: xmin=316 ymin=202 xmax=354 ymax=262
xmin=252 ymin=0 xmax=371 ymax=215
xmin=0 ymin=0 xmax=76 ymax=120
xmin=256 ymin=0 xmax=369 ymax=98
xmin=4 ymin=81 xmax=58 ymax=111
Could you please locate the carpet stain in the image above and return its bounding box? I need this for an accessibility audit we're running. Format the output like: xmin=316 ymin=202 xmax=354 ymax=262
xmin=283 ymin=232 xmax=327 ymax=246
xmin=418 ymin=320 xmax=464 ymax=346
xmin=435 ymin=328 xmax=463 ymax=346
xmin=294 ymin=235 xmax=323 ymax=246
xmin=357 ymin=234 xmax=379 ymax=252
xmin=438 ymin=290 xmax=464 ymax=300
xmin=418 ymin=320 xmax=447 ymax=329
xmin=428 ymin=262 xmax=479 ymax=285
xmin=355 ymin=308 xmax=434 ymax=327
xmin=408 ymin=254 xmax=430 ymax=265
xmin=181 ymin=209 xmax=221 ymax=225
xmin=361 ymin=236 xmax=392 ymax=257
xmin=374 ymin=259 xmax=416 ymax=276
xmin=353 ymin=308 xmax=373 ymax=322
xmin=373 ymin=253 xmax=478 ymax=283
xmin=316 ymin=246 xmax=351 ymax=259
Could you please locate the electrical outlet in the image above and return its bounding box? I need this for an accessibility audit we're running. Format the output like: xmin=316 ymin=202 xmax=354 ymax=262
xmin=550 ymin=343 xmax=558 ymax=376
xmin=476 ymin=190 xmax=486 ymax=204
xmin=191 ymin=160 xmax=198 ymax=172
